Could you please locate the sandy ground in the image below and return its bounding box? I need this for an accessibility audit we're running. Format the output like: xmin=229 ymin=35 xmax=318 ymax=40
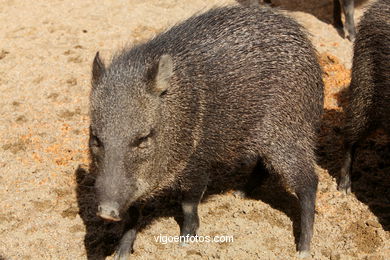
xmin=0 ymin=0 xmax=389 ymax=259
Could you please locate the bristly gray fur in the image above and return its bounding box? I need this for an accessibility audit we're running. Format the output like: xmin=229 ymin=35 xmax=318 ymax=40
xmin=89 ymin=5 xmax=324 ymax=256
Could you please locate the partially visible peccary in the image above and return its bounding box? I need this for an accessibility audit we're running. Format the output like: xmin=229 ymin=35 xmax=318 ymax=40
xmin=338 ymin=0 xmax=390 ymax=193
xmin=256 ymin=0 xmax=356 ymax=41
xmin=90 ymin=6 xmax=324 ymax=259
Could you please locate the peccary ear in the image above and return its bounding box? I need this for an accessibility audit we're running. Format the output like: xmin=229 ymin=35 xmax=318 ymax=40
xmin=92 ymin=52 xmax=105 ymax=86
xmin=152 ymin=54 xmax=173 ymax=95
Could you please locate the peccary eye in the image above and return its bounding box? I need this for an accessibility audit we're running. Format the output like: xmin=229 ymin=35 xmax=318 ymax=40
xmin=160 ymin=89 xmax=168 ymax=97
xmin=132 ymin=129 xmax=155 ymax=148
xmin=90 ymin=134 xmax=102 ymax=148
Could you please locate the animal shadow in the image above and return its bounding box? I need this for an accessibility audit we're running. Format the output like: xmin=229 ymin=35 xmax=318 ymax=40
xmin=76 ymin=158 xmax=305 ymax=258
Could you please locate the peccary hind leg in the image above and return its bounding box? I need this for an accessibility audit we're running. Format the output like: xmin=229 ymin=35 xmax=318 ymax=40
xmin=264 ymin=147 xmax=318 ymax=257
xmin=338 ymin=143 xmax=356 ymax=194
xmin=296 ymin=177 xmax=317 ymax=258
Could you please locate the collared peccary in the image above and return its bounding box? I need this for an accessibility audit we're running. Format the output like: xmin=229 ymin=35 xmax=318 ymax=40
xmin=90 ymin=6 xmax=324 ymax=258
xmin=338 ymin=0 xmax=390 ymax=193
xmin=256 ymin=0 xmax=356 ymax=41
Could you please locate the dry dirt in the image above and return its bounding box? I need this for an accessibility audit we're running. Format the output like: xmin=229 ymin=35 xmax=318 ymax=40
xmin=0 ymin=0 xmax=389 ymax=259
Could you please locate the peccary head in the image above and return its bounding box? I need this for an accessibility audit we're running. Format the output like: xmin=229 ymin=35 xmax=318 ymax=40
xmin=90 ymin=51 xmax=174 ymax=221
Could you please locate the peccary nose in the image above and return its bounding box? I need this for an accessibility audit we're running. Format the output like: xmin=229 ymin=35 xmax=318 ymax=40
xmin=97 ymin=202 xmax=122 ymax=222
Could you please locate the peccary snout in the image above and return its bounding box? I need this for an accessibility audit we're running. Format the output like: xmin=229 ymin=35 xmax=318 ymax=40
xmin=97 ymin=202 xmax=121 ymax=222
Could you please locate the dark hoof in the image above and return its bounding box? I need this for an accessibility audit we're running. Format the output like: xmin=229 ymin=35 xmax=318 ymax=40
xmin=233 ymin=190 xmax=247 ymax=199
xmin=347 ymin=34 xmax=356 ymax=42
xmin=113 ymin=250 xmax=131 ymax=260
xmin=337 ymin=182 xmax=351 ymax=195
xmin=297 ymin=250 xmax=311 ymax=259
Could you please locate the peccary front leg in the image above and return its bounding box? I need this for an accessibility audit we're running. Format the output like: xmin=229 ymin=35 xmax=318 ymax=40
xmin=181 ymin=201 xmax=200 ymax=238
xmin=114 ymin=229 xmax=138 ymax=260
xmin=114 ymin=206 xmax=140 ymax=260
xmin=342 ymin=0 xmax=356 ymax=41
xmin=180 ymin=179 xmax=207 ymax=240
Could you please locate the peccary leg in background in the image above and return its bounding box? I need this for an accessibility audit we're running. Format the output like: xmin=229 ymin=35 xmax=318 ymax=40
xmin=235 ymin=157 xmax=270 ymax=198
xmin=180 ymin=178 xmax=208 ymax=238
xmin=245 ymin=158 xmax=270 ymax=194
xmin=338 ymin=116 xmax=374 ymax=194
xmin=334 ymin=0 xmax=356 ymax=41
xmin=342 ymin=0 xmax=356 ymax=41
xmin=338 ymin=144 xmax=355 ymax=194
xmin=339 ymin=126 xmax=372 ymax=194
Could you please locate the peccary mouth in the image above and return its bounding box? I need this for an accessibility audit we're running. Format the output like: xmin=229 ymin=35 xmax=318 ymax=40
xmin=97 ymin=212 xmax=122 ymax=222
